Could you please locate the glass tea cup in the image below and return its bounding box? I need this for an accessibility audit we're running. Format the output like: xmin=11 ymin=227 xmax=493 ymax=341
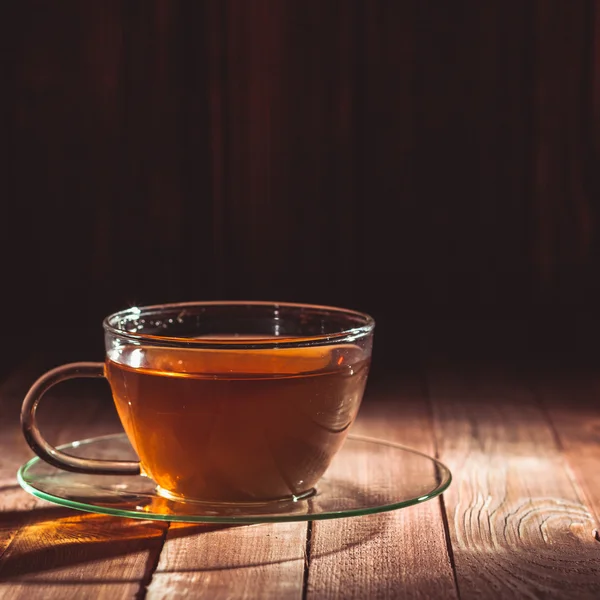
xmin=21 ymin=301 xmax=375 ymax=504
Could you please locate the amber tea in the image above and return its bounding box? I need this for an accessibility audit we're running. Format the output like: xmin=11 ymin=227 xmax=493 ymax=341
xmin=106 ymin=343 xmax=369 ymax=502
xmin=21 ymin=301 xmax=374 ymax=505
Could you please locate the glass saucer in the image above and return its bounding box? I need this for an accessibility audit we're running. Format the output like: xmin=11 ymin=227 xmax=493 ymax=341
xmin=18 ymin=433 xmax=451 ymax=524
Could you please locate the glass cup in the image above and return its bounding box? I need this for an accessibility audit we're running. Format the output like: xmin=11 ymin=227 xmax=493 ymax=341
xmin=21 ymin=301 xmax=375 ymax=504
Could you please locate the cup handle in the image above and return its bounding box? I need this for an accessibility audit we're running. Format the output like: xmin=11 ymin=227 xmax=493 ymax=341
xmin=21 ymin=362 xmax=141 ymax=475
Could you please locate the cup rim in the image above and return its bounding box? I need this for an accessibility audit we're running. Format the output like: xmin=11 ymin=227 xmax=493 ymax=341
xmin=102 ymin=300 xmax=375 ymax=348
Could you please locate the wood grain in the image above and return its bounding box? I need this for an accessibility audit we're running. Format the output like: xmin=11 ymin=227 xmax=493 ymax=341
xmin=0 ymin=362 xmax=167 ymax=600
xmin=531 ymin=368 xmax=600 ymax=531
xmin=4 ymin=346 xmax=600 ymax=598
xmin=531 ymin=0 xmax=594 ymax=287
xmin=5 ymin=1 xmax=600 ymax=341
xmin=147 ymin=521 xmax=307 ymax=600
xmin=426 ymin=358 xmax=600 ymax=599
xmin=304 ymin=378 xmax=458 ymax=600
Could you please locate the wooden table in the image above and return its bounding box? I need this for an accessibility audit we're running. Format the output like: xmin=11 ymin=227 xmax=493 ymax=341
xmin=1 ymin=336 xmax=600 ymax=599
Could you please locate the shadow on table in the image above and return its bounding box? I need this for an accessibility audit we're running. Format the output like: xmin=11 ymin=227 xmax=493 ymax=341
xmin=0 ymin=506 xmax=201 ymax=583
xmin=0 ymin=502 xmax=387 ymax=582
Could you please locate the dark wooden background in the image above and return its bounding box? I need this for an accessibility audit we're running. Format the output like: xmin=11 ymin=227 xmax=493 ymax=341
xmin=2 ymin=0 xmax=600 ymax=369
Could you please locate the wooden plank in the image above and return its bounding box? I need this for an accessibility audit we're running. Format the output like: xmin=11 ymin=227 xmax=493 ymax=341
xmin=426 ymin=357 xmax=600 ymax=599
xmin=0 ymin=361 xmax=167 ymax=599
xmin=147 ymin=521 xmax=307 ymax=600
xmin=531 ymin=367 xmax=600 ymax=530
xmin=305 ymin=377 xmax=458 ymax=600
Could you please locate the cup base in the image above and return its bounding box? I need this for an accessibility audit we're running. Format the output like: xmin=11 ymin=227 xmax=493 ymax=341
xmin=154 ymin=484 xmax=318 ymax=506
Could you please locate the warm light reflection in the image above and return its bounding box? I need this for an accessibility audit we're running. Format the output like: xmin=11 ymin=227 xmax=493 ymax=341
xmin=13 ymin=511 xmax=165 ymax=548
xmin=0 ymin=510 xmax=223 ymax=581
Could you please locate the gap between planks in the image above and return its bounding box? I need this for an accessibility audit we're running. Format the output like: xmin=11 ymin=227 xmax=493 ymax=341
xmin=0 ymin=358 xmax=168 ymax=600
xmin=423 ymin=346 xmax=600 ymax=600
xmin=302 ymin=375 xmax=458 ymax=600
